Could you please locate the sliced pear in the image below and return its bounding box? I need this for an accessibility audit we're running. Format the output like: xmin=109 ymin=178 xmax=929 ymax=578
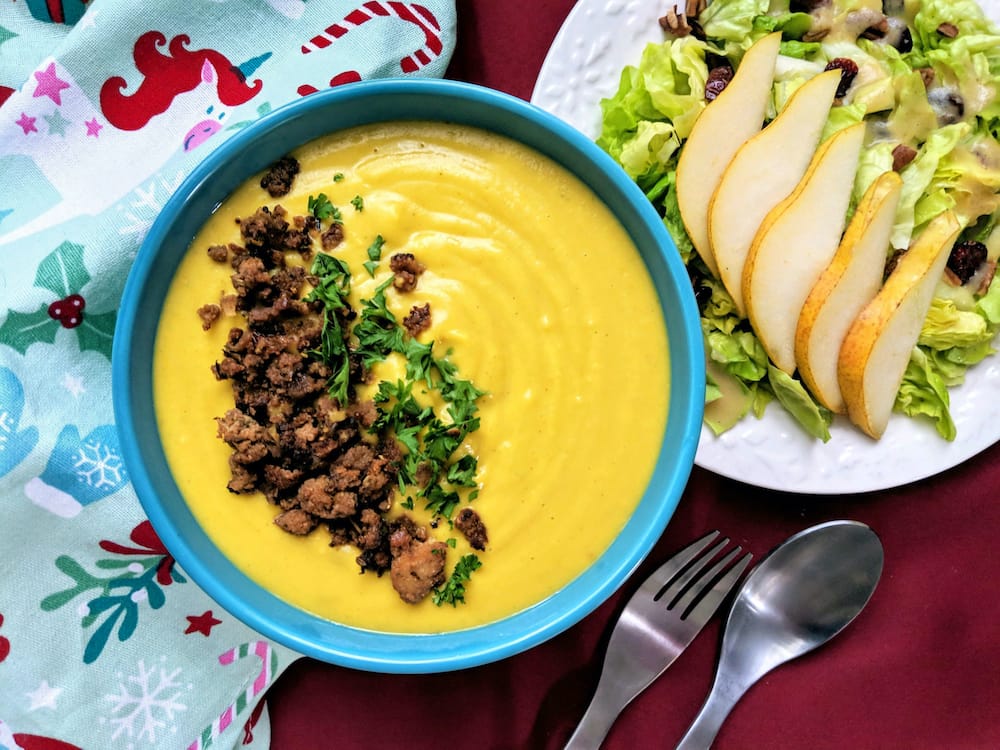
xmin=710 ymin=69 xmax=842 ymax=315
xmin=795 ymin=170 xmax=904 ymax=413
xmin=742 ymin=122 xmax=866 ymax=374
xmin=675 ymin=32 xmax=781 ymax=278
xmin=838 ymin=210 xmax=962 ymax=439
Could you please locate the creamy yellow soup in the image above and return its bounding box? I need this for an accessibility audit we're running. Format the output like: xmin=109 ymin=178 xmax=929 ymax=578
xmin=154 ymin=122 xmax=669 ymax=633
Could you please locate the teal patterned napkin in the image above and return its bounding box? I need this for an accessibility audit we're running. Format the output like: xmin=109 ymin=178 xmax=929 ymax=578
xmin=0 ymin=2 xmax=455 ymax=747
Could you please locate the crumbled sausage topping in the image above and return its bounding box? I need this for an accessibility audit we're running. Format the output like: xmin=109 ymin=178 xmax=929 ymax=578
xmin=389 ymin=252 xmax=425 ymax=292
xmin=402 ymin=303 xmax=432 ymax=337
xmin=201 ymin=168 xmax=485 ymax=604
xmin=259 ymin=156 xmax=300 ymax=198
xmin=455 ymin=507 xmax=488 ymax=551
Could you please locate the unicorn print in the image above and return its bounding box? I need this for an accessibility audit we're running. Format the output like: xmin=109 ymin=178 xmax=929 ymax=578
xmin=295 ymin=1 xmax=443 ymax=95
xmin=0 ymin=32 xmax=266 ymax=245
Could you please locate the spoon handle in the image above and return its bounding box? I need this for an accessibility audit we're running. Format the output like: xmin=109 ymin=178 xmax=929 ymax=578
xmin=674 ymin=675 xmax=746 ymax=750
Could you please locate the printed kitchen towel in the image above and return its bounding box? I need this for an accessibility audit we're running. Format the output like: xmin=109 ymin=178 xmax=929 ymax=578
xmin=0 ymin=1 xmax=455 ymax=748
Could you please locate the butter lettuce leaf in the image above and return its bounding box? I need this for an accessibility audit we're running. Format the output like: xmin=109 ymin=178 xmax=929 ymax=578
xmin=698 ymin=0 xmax=769 ymax=42
xmin=977 ymin=274 xmax=1000 ymax=324
xmin=661 ymin=170 xmax=694 ymax=264
xmin=892 ymin=123 xmax=968 ymax=249
xmin=912 ymin=0 xmax=999 ymax=50
xmin=617 ymin=120 xmax=682 ymax=183
xmin=896 ymin=347 xmax=957 ymax=440
xmin=597 ymin=37 xmax=710 ymax=164
xmin=767 ymin=365 xmax=833 ymax=442
xmin=919 ymin=296 xmax=995 ymax=349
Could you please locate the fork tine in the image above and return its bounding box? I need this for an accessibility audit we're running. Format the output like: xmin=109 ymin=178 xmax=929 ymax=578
xmin=655 ymin=536 xmax=732 ymax=605
xmin=680 ymin=550 xmax=754 ymax=623
xmin=636 ymin=530 xmax=720 ymax=600
xmin=671 ymin=545 xmax=746 ymax=614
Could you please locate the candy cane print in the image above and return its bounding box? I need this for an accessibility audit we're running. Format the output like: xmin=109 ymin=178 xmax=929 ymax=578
xmin=296 ymin=1 xmax=443 ymax=95
xmin=186 ymin=641 xmax=278 ymax=750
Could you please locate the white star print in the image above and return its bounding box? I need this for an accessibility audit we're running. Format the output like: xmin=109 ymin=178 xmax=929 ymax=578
xmin=77 ymin=8 xmax=100 ymax=29
xmin=26 ymin=680 xmax=63 ymax=711
xmin=61 ymin=373 xmax=86 ymax=397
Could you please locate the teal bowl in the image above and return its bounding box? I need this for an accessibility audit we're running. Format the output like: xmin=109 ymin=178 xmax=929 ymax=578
xmin=112 ymin=78 xmax=704 ymax=673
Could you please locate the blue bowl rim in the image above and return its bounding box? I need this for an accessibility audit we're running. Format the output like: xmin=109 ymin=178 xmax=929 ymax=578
xmin=112 ymin=78 xmax=705 ymax=673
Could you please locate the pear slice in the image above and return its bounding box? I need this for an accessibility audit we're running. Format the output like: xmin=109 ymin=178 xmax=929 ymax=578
xmin=710 ymin=69 xmax=842 ymax=316
xmin=795 ymin=170 xmax=903 ymax=413
xmin=838 ymin=210 xmax=962 ymax=439
xmin=742 ymin=121 xmax=866 ymax=374
xmin=675 ymin=32 xmax=781 ymax=278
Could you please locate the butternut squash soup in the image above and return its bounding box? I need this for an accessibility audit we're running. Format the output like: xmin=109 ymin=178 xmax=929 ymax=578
xmin=154 ymin=121 xmax=670 ymax=633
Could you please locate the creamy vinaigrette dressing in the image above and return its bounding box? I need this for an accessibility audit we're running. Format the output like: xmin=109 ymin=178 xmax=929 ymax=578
xmin=154 ymin=122 xmax=670 ymax=633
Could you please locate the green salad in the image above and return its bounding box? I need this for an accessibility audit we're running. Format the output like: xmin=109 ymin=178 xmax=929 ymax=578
xmin=598 ymin=0 xmax=1000 ymax=440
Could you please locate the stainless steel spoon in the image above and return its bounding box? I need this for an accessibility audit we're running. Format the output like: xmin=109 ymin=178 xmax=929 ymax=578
xmin=675 ymin=519 xmax=884 ymax=750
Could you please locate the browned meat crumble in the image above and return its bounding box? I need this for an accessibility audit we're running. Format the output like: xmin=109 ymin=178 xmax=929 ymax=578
xmin=259 ymin=155 xmax=300 ymax=198
xmin=202 ymin=189 xmax=485 ymax=604
xmin=197 ymin=303 xmax=222 ymax=330
xmin=389 ymin=252 xmax=425 ymax=292
xmin=455 ymin=507 xmax=488 ymax=551
xmin=402 ymin=302 xmax=432 ymax=337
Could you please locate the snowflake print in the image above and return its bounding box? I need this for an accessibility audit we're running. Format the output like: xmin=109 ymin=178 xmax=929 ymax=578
xmin=103 ymin=656 xmax=190 ymax=744
xmin=73 ymin=438 xmax=124 ymax=490
xmin=117 ymin=171 xmax=187 ymax=238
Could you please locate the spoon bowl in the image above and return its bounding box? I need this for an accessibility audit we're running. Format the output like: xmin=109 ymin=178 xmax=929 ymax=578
xmin=676 ymin=520 xmax=883 ymax=749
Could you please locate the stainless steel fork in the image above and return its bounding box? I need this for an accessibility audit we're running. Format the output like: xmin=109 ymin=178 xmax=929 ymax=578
xmin=564 ymin=531 xmax=753 ymax=750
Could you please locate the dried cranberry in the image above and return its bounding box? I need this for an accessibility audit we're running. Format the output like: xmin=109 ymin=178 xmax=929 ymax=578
xmin=705 ymin=66 xmax=734 ymax=101
xmin=694 ymin=283 xmax=712 ymax=310
xmin=896 ymin=27 xmax=913 ymax=53
xmin=824 ymin=58 xmax=859 ymax=99
xmin=47 ymin=294 xmax=86 ymax=329
xmin=947 ymin=240 xmax=988 ymax=284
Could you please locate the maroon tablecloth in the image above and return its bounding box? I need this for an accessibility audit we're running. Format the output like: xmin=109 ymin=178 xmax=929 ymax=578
xmin=267 ymin=2 xmax=1000 ymax=747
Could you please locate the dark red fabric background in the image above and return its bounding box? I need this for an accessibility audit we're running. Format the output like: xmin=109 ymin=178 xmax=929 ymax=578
xmin=266 ymin=2 xmax=1000 ymax=747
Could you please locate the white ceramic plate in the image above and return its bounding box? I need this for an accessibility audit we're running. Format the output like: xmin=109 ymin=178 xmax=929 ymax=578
xmin=531 ymin=1 xmax=1000 ymax=494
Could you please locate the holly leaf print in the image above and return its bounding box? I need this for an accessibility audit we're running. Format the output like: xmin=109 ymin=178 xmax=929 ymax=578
xmin=0 ymin=305 xmax=59 ymax=354
xmin=76 ymin=309 xmax=116 ymax=360
xmin=34 ymin=241 xmax=89 ymax=298
xmin=0 ymin=25 xmax=16 ymax=48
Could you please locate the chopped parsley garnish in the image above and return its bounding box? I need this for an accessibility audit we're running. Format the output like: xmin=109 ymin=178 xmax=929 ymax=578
xmin=307 ymin=192 xmax=338 ymax=222
xmin=301 ymin=240 xmax=487 ymax=605
xmin=304 ymin=253 xmax=352 ymax=405
xmin=333 ymin=172 xmax=345 ymax=182
xmin=354 ymin=277 xmax=406 ymax=364
xmin=351 ymin=195 xmax=364 ymax=212
xmin=307 ymin=256 xmax=485 ymax=521
xmin=433 ymin=554 xmax=481 ymax=607
xmin=363 ymin=234 xmax=384 ymax=277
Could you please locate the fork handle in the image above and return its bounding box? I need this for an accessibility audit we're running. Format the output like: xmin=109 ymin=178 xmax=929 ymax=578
xmin=564 ymin=674 xmax=647 ymax=750
xmin=673 ymin=676 xmax=744 ymax=750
